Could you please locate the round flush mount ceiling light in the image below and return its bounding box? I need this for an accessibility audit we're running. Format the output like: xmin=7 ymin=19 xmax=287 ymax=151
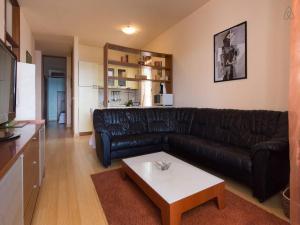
xmin=122 ymin=26 xmax=137 ymax=35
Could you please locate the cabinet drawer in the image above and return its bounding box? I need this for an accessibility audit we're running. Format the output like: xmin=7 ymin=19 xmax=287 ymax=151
xmin=0 ymin=157 xmax=23 ymax=225
xmin=23 ymin=133 xmax=39 ymax=212
xmin=24 ymin=185 xmax=39 ymax=225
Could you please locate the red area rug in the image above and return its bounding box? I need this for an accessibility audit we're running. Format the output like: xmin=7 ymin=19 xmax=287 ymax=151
xmin=91 ymin=169 xmax=289 ymax=225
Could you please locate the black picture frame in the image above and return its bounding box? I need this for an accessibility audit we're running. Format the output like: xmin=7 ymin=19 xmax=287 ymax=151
xmin=26 ymin=50 xmax=32 ymax=64
xmin=214 ymin=21 xmax=247 ymax=83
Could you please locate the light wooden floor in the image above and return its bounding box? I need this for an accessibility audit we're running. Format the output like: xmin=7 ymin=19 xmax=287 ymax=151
xmin=32 ymin=124 xmax=289 ymax=225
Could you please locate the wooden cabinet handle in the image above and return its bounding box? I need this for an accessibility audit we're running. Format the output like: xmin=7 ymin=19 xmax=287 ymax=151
xmin=32 ymin=137 xmax=37 ymax=140
xmin=33 ymin=161 xmax=37 ymax=165
xmin=33 ymin=185 xmax=37 ymax=189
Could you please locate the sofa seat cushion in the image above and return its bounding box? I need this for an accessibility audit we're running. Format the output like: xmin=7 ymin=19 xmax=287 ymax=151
xmin=168 ymin=134 xmax=252 ymax=173
xmin=111 ymin=133 xmax=163 ymax=151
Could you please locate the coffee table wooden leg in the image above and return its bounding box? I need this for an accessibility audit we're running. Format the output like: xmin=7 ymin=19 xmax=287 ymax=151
xmin=216 ymin=189 xmax=225 ymax=209
xmin=161 ymin=206 xmax=181 ymax=225
xmin=120 ymin=167 xmax=127 ymax=180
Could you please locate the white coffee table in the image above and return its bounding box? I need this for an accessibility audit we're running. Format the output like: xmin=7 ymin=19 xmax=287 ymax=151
xmin=121 ymin=152 xmax=225 ymax=225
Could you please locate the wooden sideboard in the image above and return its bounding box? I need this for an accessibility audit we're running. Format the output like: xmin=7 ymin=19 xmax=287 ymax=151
xmin=0 ymin=121 xmax=45 ymax=225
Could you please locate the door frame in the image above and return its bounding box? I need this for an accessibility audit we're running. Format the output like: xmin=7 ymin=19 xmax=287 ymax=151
xmin=42 ymin=55 xmax=68 ymax=125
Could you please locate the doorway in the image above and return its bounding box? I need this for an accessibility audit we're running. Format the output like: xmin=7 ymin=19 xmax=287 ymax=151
xmin=43 ymin=56 xmax=67 ymax=125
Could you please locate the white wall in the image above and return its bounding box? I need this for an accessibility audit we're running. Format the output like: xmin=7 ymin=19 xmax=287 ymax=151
xmin=66 ymin=56 xmax=72 ymax=127
xmin=145 ymin=0 xmax=290 ymax=111
xmin=79 ymin=44 xmax=103 ymax=63
xmin=73 ymin=36 xmax=79 ymax=135
xmin=0 ymin=0 xmax=4 ymax=41
xmin=35 ymin=50 xmax=42 ymax=119
xmin=20 ymin=11 xmax=35 ymax=63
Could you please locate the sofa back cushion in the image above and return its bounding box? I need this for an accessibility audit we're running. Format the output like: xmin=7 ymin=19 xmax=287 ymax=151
xmin=145 ymin=108 xmax=172 ymax=133
xmin=169 ymin=108 xmax=195 ymax=134
xmin=93 ymin=109 xmax=129 ymax=136
xmin=191 ymin=109 xmax=283 ymax=148
xmin=125 ymin=109 xmax=148 ymax=135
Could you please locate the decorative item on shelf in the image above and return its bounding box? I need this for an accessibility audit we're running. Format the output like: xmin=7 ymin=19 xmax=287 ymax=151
xmin=165 ymin=75 xmax=169 ymax=81
xmin=143 ymin=56 xmax=152 ymax=66
xmin=132 ymin=101 xmax=140 ymax=106
xmin=121 ymin=55 xmax=129 ymax=63
xmin=135 ymin=75 xmax=147 ymax=80
xmin=157 ymin=70 xmax=162 ymax=80
xmin=138 ymin=57 xmax=145 ymax=65
xmin=108 ymin=68 xmax=115 ymax=86
xmin=154 ymin=61 xmax=162 ymax=67
xmin=125 ymin=100 xmax=133 ymax=107
xmin=111 ymin=91 xmax=121 ymax=102
xmin=159 ymin=82 xmax=167 ymax=94
xmin=118 ymin=69 xmax=126 ymax=87
xmin=154 ymin=161 xmax=171 ymax=171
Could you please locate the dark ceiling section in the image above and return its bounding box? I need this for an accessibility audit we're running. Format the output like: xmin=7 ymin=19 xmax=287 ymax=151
xmin=43 ymin=56 xmax=67 ymax=78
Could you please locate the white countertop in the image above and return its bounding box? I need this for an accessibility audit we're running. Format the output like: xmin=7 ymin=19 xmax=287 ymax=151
xmin=91 ymin=106 xmax=173 ymax=111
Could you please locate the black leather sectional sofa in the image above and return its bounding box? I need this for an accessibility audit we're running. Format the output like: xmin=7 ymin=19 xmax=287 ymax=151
xmin=93 ymin=108 xmax=289 ymax=202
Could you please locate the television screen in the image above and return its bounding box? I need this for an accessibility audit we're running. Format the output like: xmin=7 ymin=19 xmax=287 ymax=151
xmin=0 ymin=41 xmax=17 ymax=125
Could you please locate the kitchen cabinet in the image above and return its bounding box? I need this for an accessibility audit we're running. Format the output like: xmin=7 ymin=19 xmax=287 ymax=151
xmin=0 ymin=156 xmax=23 ymax=225
xmin=79 ymin=86 xmax=99 ymax=133
xmin=126 ymin=80 xmax=139 ymax=90
xmin=0 ymin=122 xmax=45 ymax=225
xmin=79 ymin=61 xmax=103 ymax=87
xmin=39 ymin=125 xmax=45 ymax=185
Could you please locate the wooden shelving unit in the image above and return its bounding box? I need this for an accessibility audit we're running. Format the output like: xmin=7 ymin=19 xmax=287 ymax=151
xmin=103 ymin=43 xmax=173 ymax=107
xmin=108 ymin=59 xmax=172 ymax=71
xmin=5 ymin=0 xmax=20 ymax=61
xmin=107 ymin=76 xmax=171 ymax=83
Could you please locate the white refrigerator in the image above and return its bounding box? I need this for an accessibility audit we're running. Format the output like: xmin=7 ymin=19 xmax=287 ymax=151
xmin=15 ymin=62 xmax=36 ymax=120
xmin=78 ymin=61 xmax=103 ymax=133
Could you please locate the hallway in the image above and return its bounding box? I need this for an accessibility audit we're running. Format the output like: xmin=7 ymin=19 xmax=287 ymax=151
xmin=31 ymin=124 xmax=118 ymax=225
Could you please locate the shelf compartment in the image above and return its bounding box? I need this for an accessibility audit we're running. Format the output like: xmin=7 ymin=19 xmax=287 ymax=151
xmin=108 ymin=60 xmax=171 ymax=71
xmin=108 ymin=60 xmax=139 ymax=68
xmin=108 ymin=77 xmax=171 ymax=83
xmin=5 ymin=32 xmax=19 ymax=48
xmin=105 ymin=43 xmax=141 ymax=55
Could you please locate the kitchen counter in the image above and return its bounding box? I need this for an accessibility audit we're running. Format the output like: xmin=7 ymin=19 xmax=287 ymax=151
xmin=97 ymin=105 xmax=174 ymax=109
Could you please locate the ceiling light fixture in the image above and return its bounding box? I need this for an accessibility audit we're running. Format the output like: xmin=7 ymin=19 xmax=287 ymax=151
xmin=122 ymin=26 xmax=136 ymax=35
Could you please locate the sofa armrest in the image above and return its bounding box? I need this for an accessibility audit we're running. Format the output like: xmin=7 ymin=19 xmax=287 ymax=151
xmin=251 ymin=140 xmax=289 ymax=201
xmin=251 ymin=138 xmax=288 ymax=153
xmin=95 ymin=131 xmax=112 ymax=167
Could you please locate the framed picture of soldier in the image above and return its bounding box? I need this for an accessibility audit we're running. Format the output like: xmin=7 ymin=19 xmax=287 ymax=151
xmin=214 ymin=22 xmax=247 ymax=82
